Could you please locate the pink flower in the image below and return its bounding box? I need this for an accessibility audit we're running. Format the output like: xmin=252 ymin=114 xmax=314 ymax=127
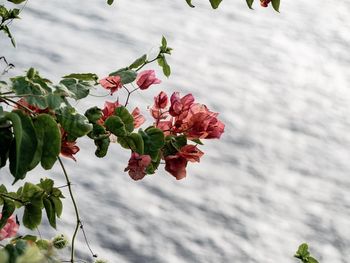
xmin=132 ymin=107 xmax=145 ymax=128
xmin=100 ymin=100 xmax=120 ymax=122
xmin=124 ymin=152 xmax=152 ymax=180
xmin=136 ymin=70 xmax=161 ymax=90
xmin=179 ymin=104 xmax=225 ymax=139
xmin=0 ymin=214 xmax=19 ymax=241
xmin=156 ymin=120 xmax=173 ymax=135
xmin=178 ymin=145 xmax=204 ymax=163
xmin=60 ymin=128 xmax=80 ymax=161
xmin=164 ymin=155 xmax=188 ymax=180
xmin=99 ymin=75 xmax=122 ymax=95
xmin=169 ymin=92 xmax=195 ymax=119
xmin=154 ymin=91 xmax=168 ymax=109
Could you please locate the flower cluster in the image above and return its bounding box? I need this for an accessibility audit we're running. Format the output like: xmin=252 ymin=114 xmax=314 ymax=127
xmin=0 ymin=214 xmax=19 ymax=241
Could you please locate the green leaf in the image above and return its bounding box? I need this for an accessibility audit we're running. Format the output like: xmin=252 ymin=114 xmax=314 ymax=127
xmin=295 ymin=243 xmax=310 ymax=260
xmin=0 ymin=199 xmax=15 ymax=229
xmin=129 ymin=54 xmax=147 ymax=69
xmin=161 ymin=36 xmax=167 ymax=49
xmin=94 ymin=137 xmax=110 ymax=158
xmin=117 ymin=133 xmax=144 ymax=154
xmin=0 ymin=25 xmax=16 ymax=47
xmin=50 ymin=196 xmax=63 ymax=217
xmin=191 ymin=138 xmax=204 ymax=145
xmin=185 ymin=0 xmax=195 ymax=7
xmin=6 ymin=111 xmax=37 ymax=183
xmin=59 ymin=78 xmax=93 ymax=100
xmin=308 ymin=257 xmax=319 ymax=263
xmin=85 ymin=107 xmax=103 ymax=123
xmin=7 ymin=0 xmax=27 ymax=4
xmin=62 ymin=73 xmax=98 ymax=83
xmin=107 ymin=0 xmax=114 ymax=4
xmin=23 ymin=204 xmax=42 ymax=230
xmin=43 ymin=198 xmax=56 ymax=229
xmin=88 ymin=124 xmax=109 ymax=140
xmin=209 ymin=0 xmax=222 ymax=9
xmin=109 ymin=69 xmax=137 ymax=84
xmin=271 ymin=0 xmax=280 ymax=12
xmin=157 ymin=56 xmax=171 ymax=77
xmin=0 ymin=126 xmax=13 ymax=168
xmin=34 ymin=114 xmax=61 ymax=170
xmin=39 ymin=178 xmax=54 ymax=194
xmin=139 ymin=127 xmax=165 ymax=162
xmin=115 ymin=106 xmax=134 ymax=132
xmin=56 ymin=107 xmax=93 ymax=138
xmin=46 ymin=93 xmax=63 ymax=110
xmin=105 ymin=116 xmax=127 ymax=137
xmin=246 ymin=0 xmax=254 ymax=9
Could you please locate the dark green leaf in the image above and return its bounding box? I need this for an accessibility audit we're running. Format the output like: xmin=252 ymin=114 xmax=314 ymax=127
xmin=0 ymin=199 xmax=15 ymax=229
xmin=50 ymin=196 xmax=63 ymax=217
xmin=85 ymin=107 xmax=103 ymax=123
xmin=35 ymin=114 xmax=61 ymax=170
xmin=139 ymin=127 xmax=165 ymax=161
xmin=185 ymin=0 xmax=195 ymax=7
xmin=109 ymin=69 xmax=137 ymax=84
xmin=117 ymin=133 xmax=144 ymax=154
xmin=0 ymin=25 xmax=16 ymax=47
xmin=191 ymin=138 xmax=204 ymax=145
xmin=6 ymin=111 xmax=37 ymax=183
xmin=43 ymin=198 xmax=56 ymax=229
xmin=115 ymin=106 xmax=134 ymax=132
xmin=107 ymin=0 xmax=114 ymax=4
xmin=271 ymin=0 xmax=280 ymax=12
xmin=62 ymin=73 xmax=98 ymax=83
xmin=161 ymin=36 xmax=167 ymax=49
xmin=60 ymin=78 xmax=93 ymax=100
xmin=129 ymin=54 xmax=147 ymax=69
xmin=246 ymin=0 xmax=254 ymax=9
xmin=94 ymin=137 xmax=110 ymax=158
xmin=209 ymin=0 xmax=222 ymax=9
xmin=105 ymin=116 xmax=127 ymax=137
xmin=23 ymin=204 xmax=42 ymax=230
xmin=56 ymin=107 xmax=93 ymax=138
xmin=39 ymin=178 xmax=54 ymax=194
xmin=308 ymin=257 xmax=319 ymax=263
xmin=7 ymin=0 xmax=27 ymax=4
xmin=0 ymin=126 xmax=13 ymax=168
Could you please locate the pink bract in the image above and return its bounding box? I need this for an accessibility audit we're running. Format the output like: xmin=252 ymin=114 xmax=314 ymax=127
xmin=169 ymin=92 xmax=195 ymax=119
xmin=101 ymin=100 xmax=120 ymax=122
xmin=99 ymin=75 xmax=122 ymax=95
xmin=154 ymin=91 xmax=168 ymax=109
xmin=165 ymin=155 xmax=188 ymax=180
xmin=124 ymin=152 xmax=152 ymax=180
xmin=132 ymin=107 xmax=146 ymax=128
xmin=0 ymin=214 xmax=19 ymax=241
xmin=136 ymin=70 xmax=161 ymax=90
xmin=178 ymin=145 xmax=204 ymax=163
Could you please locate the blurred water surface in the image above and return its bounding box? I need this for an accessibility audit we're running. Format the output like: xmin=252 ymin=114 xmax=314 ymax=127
xmin=1 ymin=0 xmax=350 ymax=262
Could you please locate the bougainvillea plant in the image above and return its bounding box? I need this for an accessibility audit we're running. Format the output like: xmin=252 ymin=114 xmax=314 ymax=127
xmin=1 ymin=0 xmax=320 ymax=263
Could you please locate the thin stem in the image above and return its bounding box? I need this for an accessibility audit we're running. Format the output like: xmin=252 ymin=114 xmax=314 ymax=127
xmin=80 ymin=221 xmax=98 ymax=258
xmin=136 ymin=54 xmax=161 ymax=72
xmin=2 ymin=97 xmax=36 ymax=115
xmin=58 ymin=157 xmax=80 ymax=263
xmin=0 ymin=193 xmax=26 ymax=205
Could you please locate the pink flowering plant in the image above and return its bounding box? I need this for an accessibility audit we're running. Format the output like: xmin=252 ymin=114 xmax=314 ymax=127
xmin=0 ymin=1 xmax=320 ymax=263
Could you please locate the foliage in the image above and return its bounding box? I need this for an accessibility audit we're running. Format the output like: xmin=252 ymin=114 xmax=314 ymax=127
xmin=0 ymin=1 xmax=324 ymax=263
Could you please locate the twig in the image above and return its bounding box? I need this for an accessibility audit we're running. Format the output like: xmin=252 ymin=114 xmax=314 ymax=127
xmin=58 ymin=157 xmax=81 ymax=263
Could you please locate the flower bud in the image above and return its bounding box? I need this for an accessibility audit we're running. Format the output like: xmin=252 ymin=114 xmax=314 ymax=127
xmin=52 ymin=234 xmax=69 ymax=249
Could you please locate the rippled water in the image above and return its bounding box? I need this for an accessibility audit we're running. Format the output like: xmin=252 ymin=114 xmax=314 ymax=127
xmin=1 ymin=0 xmax=350 ymax=262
